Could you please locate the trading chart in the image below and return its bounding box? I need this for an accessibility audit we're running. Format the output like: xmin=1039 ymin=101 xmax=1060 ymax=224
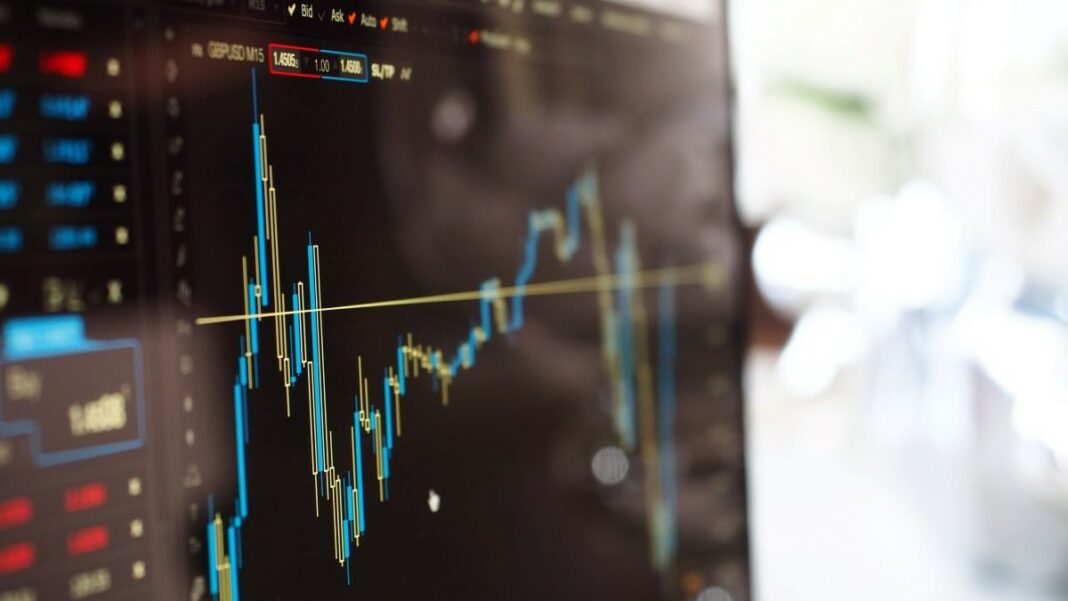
xmin=0 ymin=2 xmax=746 ymax=600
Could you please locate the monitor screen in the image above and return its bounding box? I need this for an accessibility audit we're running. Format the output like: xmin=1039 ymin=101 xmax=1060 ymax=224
xmin=0 ymin=1 xmax=747 ymax=599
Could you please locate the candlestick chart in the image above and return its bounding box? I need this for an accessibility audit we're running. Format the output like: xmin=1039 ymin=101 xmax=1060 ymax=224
xmin=196 ymin=71 xmax=721 ymax=601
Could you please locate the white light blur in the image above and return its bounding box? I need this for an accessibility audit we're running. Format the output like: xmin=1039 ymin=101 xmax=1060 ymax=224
xmin=1013 ymin=381 xmax=1068 ymax=467
xmin=590 ymin=445 xmax=629 ymax=485
xmin=776 ymin=306 xmax=865 ymax=398
xmin=1056 ymin=292 xmax=1068 ymax=323
xmin=752 ymin=217 xmax=857 ymax=317
xmin=854 ymin=181 xmax=965 ymax=313
xmin=952 ymin=298 xmax=1066 ymax=398
xmin=695 ymin=586 xmax=733 ymax=601
xmin=431 ymin=90 xmax=475 ymax=143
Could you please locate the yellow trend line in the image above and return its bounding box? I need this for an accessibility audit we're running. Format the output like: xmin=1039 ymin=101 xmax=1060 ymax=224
xmin=194 ymin=261 xmax=723 ymax=326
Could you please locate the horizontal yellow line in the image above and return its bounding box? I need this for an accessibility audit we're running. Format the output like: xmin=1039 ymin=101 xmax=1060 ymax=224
xmin=194 ymin=261 xmax=723 ymax=326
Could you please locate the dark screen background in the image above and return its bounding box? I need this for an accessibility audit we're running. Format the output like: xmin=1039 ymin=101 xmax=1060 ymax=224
xmin=170 ymin=3 xmax=748 ymax=600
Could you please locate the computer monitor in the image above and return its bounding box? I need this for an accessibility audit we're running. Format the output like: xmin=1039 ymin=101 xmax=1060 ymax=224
xmin=0 ymin=1 xmax=747 ymax=599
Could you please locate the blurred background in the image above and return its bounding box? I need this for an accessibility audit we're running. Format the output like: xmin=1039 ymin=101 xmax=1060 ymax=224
xmin=729 ymin=0 xmax=1068 ymax=599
